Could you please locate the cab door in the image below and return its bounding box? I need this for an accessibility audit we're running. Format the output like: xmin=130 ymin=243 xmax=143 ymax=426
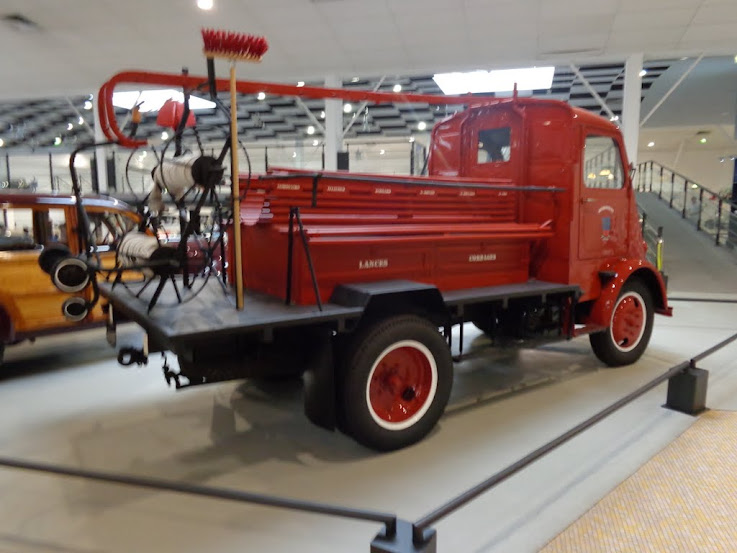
xmin=578 ymin=133 xmax=629 ymax=260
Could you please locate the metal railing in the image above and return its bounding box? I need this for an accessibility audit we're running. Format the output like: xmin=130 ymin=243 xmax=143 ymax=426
xmin=638 ymin=160 xmax=737 ymax=248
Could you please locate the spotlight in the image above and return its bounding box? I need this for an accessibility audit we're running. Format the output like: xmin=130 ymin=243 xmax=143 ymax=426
xmin=417 ymin=121 xmax=427 ymax=131
xmin=83 ymin=100 xmax=92 ymax=110
xmin=161 ymin=131 xmax=169 ymax=140
xmin=257 ymin=92 xmax=266 ymax=100
xmin=306 ymin=125 xmax=315 ymax=135
xmin=393 ymin=84 xmax=402 ymax=93
xmin=197 ymin=0 xmax=213 ymax=10
xmin=647 ymin=141 xmax=655 ymax=148
xmin=343 ymin=103 xmax=353 ymax=113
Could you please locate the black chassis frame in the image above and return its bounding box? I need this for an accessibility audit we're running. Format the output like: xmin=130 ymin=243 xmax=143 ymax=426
xmin=101 ymin=278 xmax=580 ymax=431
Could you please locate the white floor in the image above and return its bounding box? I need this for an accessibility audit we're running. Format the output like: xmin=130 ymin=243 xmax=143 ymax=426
xmin=1 ymin=193 xmax=736 ymax=553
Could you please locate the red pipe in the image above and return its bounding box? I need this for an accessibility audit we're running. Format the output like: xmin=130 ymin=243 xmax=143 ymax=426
xmin=97 ymin=70 xmax=506 ymax=149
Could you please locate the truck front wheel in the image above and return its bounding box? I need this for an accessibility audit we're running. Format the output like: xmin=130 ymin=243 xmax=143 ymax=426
xmin=590 ymin=279 xmax=654 ymax=366
xmin=340 ymin=315 xmax=453 ymax=451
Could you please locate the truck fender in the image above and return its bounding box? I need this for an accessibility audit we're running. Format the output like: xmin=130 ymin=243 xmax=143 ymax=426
xmin=586 ymin=259 xmax=671 ymax=328
xmin=330 ymin=281 xmax=450 ymax=327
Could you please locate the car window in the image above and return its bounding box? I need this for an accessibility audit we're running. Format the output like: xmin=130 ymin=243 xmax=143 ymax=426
xmin=87 ymin=211 xmax=136 ymax=248
xmin=0 ymin=206 xmax=36 ymax=251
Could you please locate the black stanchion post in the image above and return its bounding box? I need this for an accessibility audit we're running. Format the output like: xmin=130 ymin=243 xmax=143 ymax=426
xmin=371 ymin=520 xmax=436 ymax=553
xmin=666 ymin=365 xmax=708 ymax=415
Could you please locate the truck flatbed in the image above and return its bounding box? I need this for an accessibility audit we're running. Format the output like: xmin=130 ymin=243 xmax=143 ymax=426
xmin=100 ymin=278 xmax=581 ymax=350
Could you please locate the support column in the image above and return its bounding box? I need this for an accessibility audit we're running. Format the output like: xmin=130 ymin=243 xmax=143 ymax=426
xmin=92 ymin=95 xmax=108 ymax=193
xmin=324 ymin=75 xmax=343 ymax=171
xmin=622 ymin=53 xmax=643 ymax=166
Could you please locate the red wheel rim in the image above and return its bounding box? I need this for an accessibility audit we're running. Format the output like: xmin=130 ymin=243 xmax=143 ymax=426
xmin=367 ymin=341 xmax=437 ymax=430
xmin=611 ymin=292 xmax=646 ymax=352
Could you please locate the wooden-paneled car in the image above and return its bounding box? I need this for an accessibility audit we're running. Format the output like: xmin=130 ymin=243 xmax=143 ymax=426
xmin=0 ymin=191 xmax=139 ymax=364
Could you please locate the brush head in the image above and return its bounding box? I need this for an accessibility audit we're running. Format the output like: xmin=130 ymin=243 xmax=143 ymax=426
xmin=202 ymin=28 xmax=268 ymax=62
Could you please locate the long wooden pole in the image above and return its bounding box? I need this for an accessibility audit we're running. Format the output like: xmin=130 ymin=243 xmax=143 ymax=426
xmin=229 ymin=62 xmax=244 ymax=310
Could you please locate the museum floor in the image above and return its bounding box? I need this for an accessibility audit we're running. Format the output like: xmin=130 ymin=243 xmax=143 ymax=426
xmin=1 ymin=193 xmax=736 ymax=552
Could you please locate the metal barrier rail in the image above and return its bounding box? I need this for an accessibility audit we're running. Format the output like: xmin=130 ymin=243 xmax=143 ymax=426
xmin=0 ymin=455 xmax=398 ymax=537
xmin=2 ymin=324 xmax=736 ymax=552
xmin=392 ymin=328 xmax=737 ymax=552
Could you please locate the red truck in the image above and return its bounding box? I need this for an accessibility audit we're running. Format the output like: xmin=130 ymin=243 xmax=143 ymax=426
xmin=76 ymin=73 xmax=671 ymax=451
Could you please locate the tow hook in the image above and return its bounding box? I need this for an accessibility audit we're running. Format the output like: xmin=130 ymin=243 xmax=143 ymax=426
xmin=118 ymin=347 xmax=148 ymax=367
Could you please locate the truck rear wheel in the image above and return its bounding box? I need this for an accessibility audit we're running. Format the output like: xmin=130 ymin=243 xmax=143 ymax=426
xmin=340 ymin=315 xmax=453 ymax=451
xmin=590 ymin=279 xmax=654 ymax=366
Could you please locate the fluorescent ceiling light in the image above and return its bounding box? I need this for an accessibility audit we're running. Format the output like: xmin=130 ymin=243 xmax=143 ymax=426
xmin=113 ymin=89 xmax=216 ymax=112
xmin=433 ymin=67 xmax=554 ymax=95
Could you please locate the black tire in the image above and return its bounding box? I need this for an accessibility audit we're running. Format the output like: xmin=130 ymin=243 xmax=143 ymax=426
xmin=590 ymin=279 xmax=654 ymax=366
xmin=339 ymin=315 xmax=453 ymax=451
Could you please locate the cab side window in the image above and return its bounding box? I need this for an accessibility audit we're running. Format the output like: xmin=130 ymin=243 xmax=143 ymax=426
xmin=477 ymin=127 xmax=511 ymax=164
xmin=583 ymin=135 xmax=624 ymax=189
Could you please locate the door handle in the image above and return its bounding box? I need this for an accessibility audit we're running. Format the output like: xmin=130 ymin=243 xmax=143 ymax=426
xmin=581 ymin=198 xmax=596 ymax=203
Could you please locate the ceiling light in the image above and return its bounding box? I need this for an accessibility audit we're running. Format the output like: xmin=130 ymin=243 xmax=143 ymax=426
xmin=306 ymin=125 xmax=315 ymax=135
xmin=433 ymin=66 xmax=554 ymax=95
xmin=83 ymin=100 xmax=93 ymax=110
xmin=197 ymin=0 xmax=214 ymax=10
xmin=691 ymin=184 xmax=699 ymax=189
xmin=320 ymin=110 xmax=326 ymax=119
xmin=610 ymin=115 xmax=619 ymax=122
xmin=734 ymin=55 xmax=737 ymax=63
xmin=161 ymin=131 xmax=169 ymax=140
xmin=380 ymin=149 xmax=385 ymax=155
xmin=78 ymin=116 xmax=84 ymax=125
xmin=67 ymin=123 xmax=73 ymax=130
xmin=699 ymin=137 xmax=707 ymax=144
xmin=292 ymin=151 xmax=297 ymax=158
xmin=409 ymin=136 xmax=415 ymax=143
xmin=53 ymin=136 xmax=62 ymax=146
xmin=312 ymin=139 xmax=319 ymax=146
xmin=297 ymin=81 xmax=305 ymax=87
xmin=0 ymin=139 xmax=4 ymax=147
xmin=257 ymin=92 xmax=266 ymax=101
xmin=113 ymin=89 xmax=215 ymax=112
xmin=647 ymin=141 xmax=655 ymax=148
xmin=343 ymin=103 xmax=353 ymax=113
xmin=351 ymin=77 xmax=360 ymax=83
xmin=417 ymin=121 xmax=427 ymax=131
xmin=639 ymin=69 xmax=647 ymax=77
xmin=393 ymin=84 xmax=402 ymax=93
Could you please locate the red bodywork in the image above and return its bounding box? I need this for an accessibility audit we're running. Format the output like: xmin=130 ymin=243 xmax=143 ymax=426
xmin=98 ymin=71 xmax=670 ymax=329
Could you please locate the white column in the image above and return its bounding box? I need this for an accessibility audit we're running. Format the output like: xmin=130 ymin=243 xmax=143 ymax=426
xmin=324 ymin=75 xmax=343 ymax=171
xmin=92 ymin=95 xmax=109 ymax=193
xmin=621 ymin=53 xmax=643 ymax=166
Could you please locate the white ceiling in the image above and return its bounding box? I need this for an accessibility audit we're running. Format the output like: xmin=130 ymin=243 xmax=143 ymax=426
xmin=1 ymin=0 xmax=736 ymax=102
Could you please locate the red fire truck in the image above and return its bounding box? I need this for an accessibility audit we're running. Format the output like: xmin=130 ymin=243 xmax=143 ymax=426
xmin=67 ymin=73 xmax=671 ymax=451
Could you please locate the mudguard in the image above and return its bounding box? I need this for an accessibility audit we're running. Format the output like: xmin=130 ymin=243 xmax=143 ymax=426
xmin=586 ymin=258 xmax=672 ymax=328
